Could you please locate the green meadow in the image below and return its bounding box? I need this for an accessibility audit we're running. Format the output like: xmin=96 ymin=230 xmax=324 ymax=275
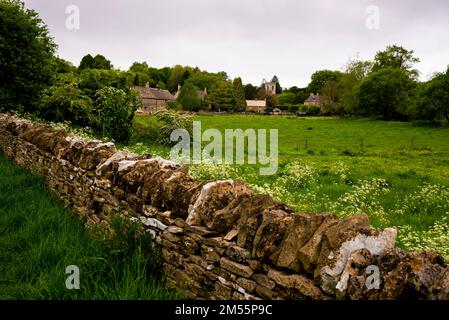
xmin=0 ymin=150 xmax=179 ymax=299
xmin=130 ymin=115 xmax=449 ymax=259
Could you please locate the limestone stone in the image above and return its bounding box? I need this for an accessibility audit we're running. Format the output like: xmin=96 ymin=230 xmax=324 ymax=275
xmin=161 ymin=247 xmax=184 ymax=265
xmin=255 ymin=285 xmax=277 ymax=299
xmin=225 ymin=245 xmax=251 ymax=264
xmin=202 ymin=247 xmax=221 ymax=263
xmin=186 ymin=180 xmax=252 ymax=228
xmin=224 ymin=229 xmax=239 ymax=241
xmin=215 ymin=281 xmax=233 ymax=299
xmin=202 ymin=237 xmax=231 ymax=248
xmin=236 ymin=194 xmax=291 ymax=250
xmin=161 ymin=231 xmax=183 ymax=243
xmin=236 ymin=277 xmax=257 ymax=293
xmin=251 ymin=209 xmax=294 ymax=262
xmin=220 ymin=257 xmax=253 ymax=278
xmin=275 ymin=213 xmax=331 ymax=272
xmin=268 ymin=269 xmax=326 ymax=300
xmin=252 ymin=273 xmax=276 ymax=290
xmin=166 ymin=226 xmax=184 ymax=234
xmin=297 ymin=214 xmax=339 ymax=275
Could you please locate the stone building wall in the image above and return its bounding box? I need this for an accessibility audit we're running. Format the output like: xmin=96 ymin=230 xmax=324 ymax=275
xmin=0 ymin=113 xmax=448 ymax=300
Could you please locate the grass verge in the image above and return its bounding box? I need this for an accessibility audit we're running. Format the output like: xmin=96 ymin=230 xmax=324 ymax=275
xmin=0 ymin=150 xmax=179 ymax=299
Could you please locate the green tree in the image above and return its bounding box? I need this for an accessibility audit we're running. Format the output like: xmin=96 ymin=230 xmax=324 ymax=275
xmin=177 ymin=81 xmax=201 ymax=111
xmin=52 ymin=57 xmax=76 ymax=74
xmin=372 ymin=45 xmax=420 ymax=77
xmin=307 ymin=70 xmax=343 ymax=95
xmin=79 ymin=54 xmax=113 ymax=70
xmin=340 ymin=58 xmax=373 ymax=113
xmin=415 ymin=67 xmax=449 ymax=121
xmin=79 ymin=54 xmax=94 ymax=70
xmin=0 ymin=0 xmax=57 ymax=112
xmin=129 ymin=61 xmax=152 ymax=86
xmin=278 ymin=92 xmax=296 ymax=105
xmin=149 ymin=67 xmax=170 ymax=87
xmin=265 ymin=94 xmax=278 ymax=113
xmin=232 ymin=77 xmax=246 ymax=111
xmin=92 ymin=87 xmax=140 ymax=143
xmin=188 ymin=70 xmax=227 ymax=92
xmin=244 ymin=84 xmax=257 ymax=100
xmin=285 ymin=86 xmax=309 ymax=104
xmin=206 ymin=81 xmax=234 ymax=112
xmin=320 ymin=80 xmax=340 ymax=104
xmin=357 ymin=68 xmax=416 ymax=120
xmin=256 ymin=86 xmax=267 ymax=100
xmin=78 ymin=69 xmax=134 ymax=100
xmin=168 ymin=65 xmax=192 ymax=92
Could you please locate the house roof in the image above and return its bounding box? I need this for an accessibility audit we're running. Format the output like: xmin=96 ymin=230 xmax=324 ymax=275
xmin=132 ymin=86 xmax=175 ymax=101
xmin=246 ymin=100 xmax=266 ymax=107
xmin=304 ymin=93 xmax=321 ymax=103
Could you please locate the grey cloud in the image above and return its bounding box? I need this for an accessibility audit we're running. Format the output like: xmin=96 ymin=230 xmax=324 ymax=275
xmin=24 ymin=0 xmax=449 ymax=87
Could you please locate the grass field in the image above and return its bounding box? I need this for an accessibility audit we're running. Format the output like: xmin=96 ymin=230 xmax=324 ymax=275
xmin=131 ymin=114 xmax=449 ymax=259
xmin=0 ymin=150 xmax=179 ymax=299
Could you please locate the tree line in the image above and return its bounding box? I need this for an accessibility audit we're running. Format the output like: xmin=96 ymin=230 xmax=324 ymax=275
xmin=1 ymin=1 xmax=448 ymax=146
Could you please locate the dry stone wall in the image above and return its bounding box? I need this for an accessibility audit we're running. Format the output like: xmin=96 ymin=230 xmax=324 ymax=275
xmin=1 ymin=113 xmax=448 ymax=300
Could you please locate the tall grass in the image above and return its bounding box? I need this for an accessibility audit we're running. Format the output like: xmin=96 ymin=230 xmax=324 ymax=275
xmin=0 ymin=150 xmax=180 ymax=300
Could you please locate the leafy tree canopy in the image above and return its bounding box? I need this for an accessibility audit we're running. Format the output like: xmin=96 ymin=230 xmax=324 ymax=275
xmin=0 ymin=0 xmax=57 ymax=112
xmin=232 ymin=77 xmax=247 ymax=111
xmin=372 ymin=45 xmax=420 ymax=77
xmin=244 ymin=84 xmax=257 ymax=100
xmin=415 ymin=67 xmax=449 ymax=121
xmin=307 ymin=70 xmax=343 ymax=95
xmin=79 ymin=54 xmax=113 ymax=70
xmin=357 ymin=67 xmax=416 ymax=120
xmin=177 ymin=80 xmax=201 ymax=111
xmin=206 ymin=81 xmax=234 ymax=112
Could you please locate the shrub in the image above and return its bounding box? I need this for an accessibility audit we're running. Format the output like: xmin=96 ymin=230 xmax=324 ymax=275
xmin=303 ymin=105 xmax=320 ymax=115
xmin=92 ymin=87 xmax=141 ymax=143
xmin=39 ymin=74 xmax=92 ymax=125
xmin=154 ymin=109 xmax=193 ymax=146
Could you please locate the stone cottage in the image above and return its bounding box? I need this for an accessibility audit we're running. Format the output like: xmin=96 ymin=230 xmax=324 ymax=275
xmin=304 ymin=93 xmax=322 ymax=106
xmin=133 ymin=85 xmax=176 ymax=114
xmin=245 ymin=100 xmax=266 ymax=113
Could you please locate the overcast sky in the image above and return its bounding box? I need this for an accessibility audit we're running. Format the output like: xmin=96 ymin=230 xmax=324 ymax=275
xmin=23 ymin=0 xmax=449 ymax=88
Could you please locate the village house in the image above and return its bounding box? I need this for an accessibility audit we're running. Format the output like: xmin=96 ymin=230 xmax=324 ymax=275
xmin=132 ymin=85 xmax=175 ymax=114
xmin=304 ymin=93 xmax=322 ymax=106
xmin=244 ymin=78 xmax=276 ymax=113
xmin=245 ymin=99 xmax=266 ymax=113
